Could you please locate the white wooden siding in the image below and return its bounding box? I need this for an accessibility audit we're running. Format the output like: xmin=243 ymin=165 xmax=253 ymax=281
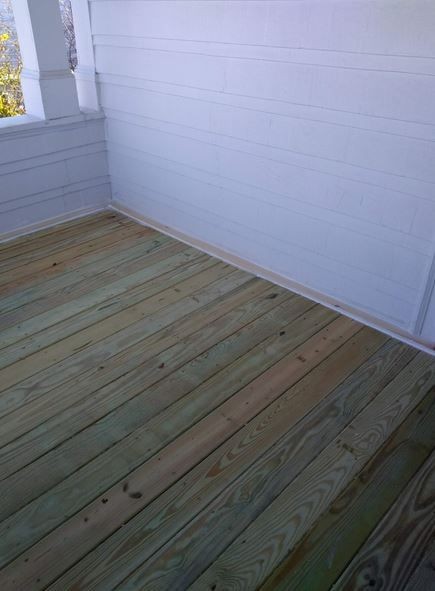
xmin=0 ymin=115 xmax=111 ymax=237
xmin=90 ymin=0 xmax=435 ymax=340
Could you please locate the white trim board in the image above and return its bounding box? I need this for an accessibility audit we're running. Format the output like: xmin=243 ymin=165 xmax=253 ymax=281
xmin=110 ymin=200 xmax=435 ymax=357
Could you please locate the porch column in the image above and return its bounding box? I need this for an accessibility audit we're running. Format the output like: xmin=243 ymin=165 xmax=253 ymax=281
xmin=11 ymin=0 xmax=80 ymax=119
xmin=71 ymin=0 xmax=99 ymax=111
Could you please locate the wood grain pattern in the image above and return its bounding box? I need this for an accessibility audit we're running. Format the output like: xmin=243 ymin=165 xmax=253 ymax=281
xmin=0 ymin=311 xmax=348 ymax=569
xmin=332 ymin=448 xmax=435 ymax=591
xmin=0 ymin=279 xmax=276 ymax=479
xmin=0 ymin=222 xmax=151 ymax=294
xmin=189 ymin=354 xmax=435 ymax=591
xmin=109 ymin=340 xmax=412 ymax=591
xmin=0 ymin=246 xmax=201 ymax=363
xmin=0 ymin=267 xmax=251 ymax=414
xmin=0 ymin=287 xmax=300 ymax=514
xmin=0 ymin=262 xmax=239 ymax=391
xmin=0 ymin=213 xmax=434 ymax=591
xmin=48 ymin=329 xmax=394 ymax=591
xmin=403 ymin=538 xmax=435 ymax=591
xmin=0 ymin=211 xmax=117 ymax=261
xmin=0 ymin=233 xmax=169 ymax=316
xmin=0 ymin=233 xmax=175 ymax=333
xmin=261 ymin=392 xmax=435 ymax=591
xmin=0 ymin=213 xmax=132 ymax=273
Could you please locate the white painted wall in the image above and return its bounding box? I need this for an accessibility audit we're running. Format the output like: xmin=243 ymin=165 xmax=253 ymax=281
xmin=0 ymin=113 xmax=110 ymax=238
xmin=91 ymin=0 xmax=435 ymax=344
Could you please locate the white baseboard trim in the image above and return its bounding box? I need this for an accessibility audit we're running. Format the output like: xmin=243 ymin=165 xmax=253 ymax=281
xmin=110 ymin=200 xmax=435 ymax=357
xmin=0 ymin=204 xmax=107 ymax=244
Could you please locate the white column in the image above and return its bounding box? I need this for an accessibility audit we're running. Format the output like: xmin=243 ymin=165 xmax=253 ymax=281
xmin=12 ymin=0 xmax=80 ymax=119
xmin=71 ymin=0 xmax=99 ymax=111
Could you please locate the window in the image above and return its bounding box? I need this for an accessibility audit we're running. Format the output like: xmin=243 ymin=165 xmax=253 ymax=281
xmin=0 ymin=0 xmax=24 ymax=117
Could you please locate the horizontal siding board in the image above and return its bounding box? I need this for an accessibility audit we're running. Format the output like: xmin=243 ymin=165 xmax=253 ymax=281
xmin=0 ymin=117 xmax=110 ymax=238
xmin=99 ymin=82 xmax=435 ymax=183
xmin=0 ymin=142 xmax=107 ymax=178
xmin=108 ymin=168 xmax=423 ymax=311
xmin=103 ymin=107 xmax=435 ymax=205
xmin=0 ymin=184 xmax=110 ymax=235
xmin=93 ymin=0 xmax=435 ymax=341
xmin=105 ymin=118 xmax=434 ymax=250
xmin=95 ymin=44 xmax=435 ymax=123
xmin=93 ymin=35 xmax=435 ymax=77
xmin=0 ymin=118 xmax=106 ymax=166
xmin=98 ymin=73 xmax=435 ymax=142
xmin=0 ymin=177 xmax=110 ymax=214
xmin=0 ymin=150 xmax=109 ymax=203
xmin=111 ymin=175 xmax=416 ymax=328
xmin=90 ymin=0 xmax=435 ymax=57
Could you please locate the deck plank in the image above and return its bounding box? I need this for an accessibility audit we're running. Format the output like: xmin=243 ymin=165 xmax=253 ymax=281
xmin=0 ymin=307 xmax=344 ymax=565
xmin=260 ymin=390 xmax=435 ymax=591
xmin=332 ymin=448 xmax=435 ymax=591
xmin=0 ymin=287 xmax=298 ymax=511
xmin=403 ymin=539 xmax=435 ymax=591
xmin=0 ymin=265 xmax=246 ymax=398
xmin=0 ymin=226 xmax=156 ymax=298
xmin=0 ymin=315 xmax=359 ymax=586
xmin=0 ymin=249 xmax=209 ymax=368
xmin=0 ymin=211 xmax=118 ymax=259
xmin=0 ymin=233 xmax=176 ymax=332
xmin=0 ymin=276 xmax=271 ymax=431
xmin=0 ymin=234 xmax=171 ymax=315
xmin=0 ymin=262 xmax=235 ymax=389
xmin=49 ymin=329 xmax=398 ymax=591
xmin=0 ymin=222 xmax=151 ymax=292
xmin=0 ymin=214 xmax=134 ymax=273
xmin=188 ymin=354 xmax=435 ymax=591
xmin=0 ymin=213 xmax=434 ymax=591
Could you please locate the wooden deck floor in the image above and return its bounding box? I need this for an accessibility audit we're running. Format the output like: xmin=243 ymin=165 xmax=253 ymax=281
xmin=0 ymin=211 xmax=434 ymax=591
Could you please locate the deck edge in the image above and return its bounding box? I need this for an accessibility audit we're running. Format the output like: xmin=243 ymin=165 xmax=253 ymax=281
xmin=110 ymin=200 xmax=435 ymax=357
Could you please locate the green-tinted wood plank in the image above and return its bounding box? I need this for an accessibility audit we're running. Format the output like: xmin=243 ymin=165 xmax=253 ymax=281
xmin=0 ymin=315 xmax=355 ymax=582
xmin=0 ymin=248 xmax=208 ymax=369
xmin=0 ymin=233 xmax=175 ymax=331
xmin=187 ymin=353 xmax=435 ymax=591
xmin=0 ymin=304 xmax=339 ymax=565
xmin=0 ymin=226 xmax=152 ymax=299
xmin=0 ymin=214 xmax=135 ymax=273
xmin=47 ymin=329 xmax=399 ymax=591
xmin=0 ymin=274 xmax=266 ymax=435
xmin=332 ymin=448 xmax=435 ymax=591
xmin=0 ymin=263 xmax=239 ymax=394
xmin=0 ymin=211 xmax=118 ymax=259
xmin=108 ymin=336 xmax=410 ymax=591
xmin=261 ymin=391 xmax=435 ymax=591
xmin=0 ymin=255 xmax=221 ymax=442
xmin=0 ymin=286 xmax=298 ymax=510
xmin=0 ymin=223 xmax=151 ymax=292
xmin=403 ymin=539 xmax=435 ymax=591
